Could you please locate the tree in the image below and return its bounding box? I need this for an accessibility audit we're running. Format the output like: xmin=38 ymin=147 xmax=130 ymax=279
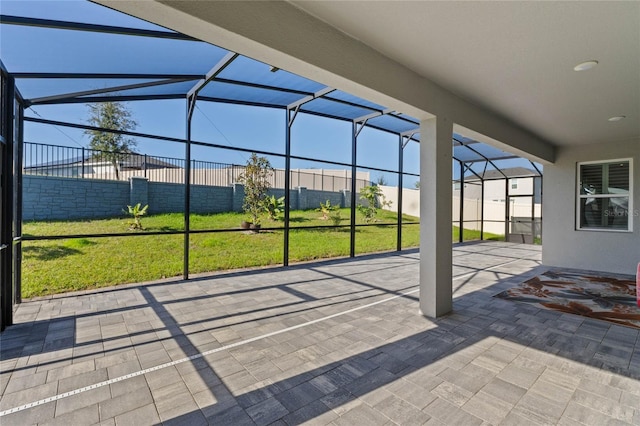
xmin=239 ymin=153 xmax=273 ymax=226
xmin=85 ymin=101 xmax=138 ymax=180
xmin=357 ymin=184 xmax=391 ymax=223
xmin=375 ymin=175 xmax=388 ymax=186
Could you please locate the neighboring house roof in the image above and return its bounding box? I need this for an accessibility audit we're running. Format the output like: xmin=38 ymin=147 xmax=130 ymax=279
xmin=25 ymin=152 xmax=181 ymax=171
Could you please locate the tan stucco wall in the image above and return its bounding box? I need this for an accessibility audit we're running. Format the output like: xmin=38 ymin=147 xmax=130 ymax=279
xmin=542 ymin=138 xmax=640 ymax=275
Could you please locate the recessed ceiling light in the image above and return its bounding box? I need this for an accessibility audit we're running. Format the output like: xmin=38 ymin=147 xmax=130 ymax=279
xmin=573 ymin=60 xmax=598 ymax=71
xmin=608 ymin=116 xmax=626 ymax=122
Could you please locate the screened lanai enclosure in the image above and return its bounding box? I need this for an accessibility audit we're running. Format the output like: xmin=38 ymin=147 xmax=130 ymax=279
xmin=0 ymin=2 xmax=542 ymax=330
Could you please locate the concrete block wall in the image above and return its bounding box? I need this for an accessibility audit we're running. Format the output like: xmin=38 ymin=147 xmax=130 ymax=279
xmin=23 ymin=176 xmax=361 ymax=221
xmin=306 ymin=189 xmax=345 ymax=210
xmin=23 ymin=175 xmax=129 ymax=221
xmin=129 ymin=177 xmax=148 ymax=207
xmin=232 ymin=183 xmax=245 ymax=212
xmin=191 ymin=185 xmax=234 ymax=214
xmin=147 ymin=182 xmax=235 ymax=214
xmin=147 ymin=182 xmax=185 ymax=214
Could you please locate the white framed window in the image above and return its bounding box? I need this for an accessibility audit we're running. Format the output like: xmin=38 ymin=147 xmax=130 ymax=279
xmin=577 ymin=158 xmax=633 ymax=232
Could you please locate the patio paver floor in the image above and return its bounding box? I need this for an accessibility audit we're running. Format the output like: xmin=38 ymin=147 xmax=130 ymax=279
xmin=1 ymin=241 xmax=639 ymax=425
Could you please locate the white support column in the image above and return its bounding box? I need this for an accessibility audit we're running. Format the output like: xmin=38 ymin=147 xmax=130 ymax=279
xmin=420 ymin=116 xmax=453 ymax=318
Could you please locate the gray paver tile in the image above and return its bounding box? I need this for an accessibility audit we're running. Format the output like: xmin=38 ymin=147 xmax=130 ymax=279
xmin=563 ymin=400 xmax=619 ymax=425
xmin=529 ymin=378 xmax=574 ymax=406
xmin=282 ymin=399 xmax=338 ymax=425
xmin=40 ymin=404 xmax=100 ymax=426
xmin=205 ymin=403 xmax=253 ymax=425
xmin=99 ymin=386 xmax=153 ymax=420
xmin=332 ymin=403 xmax=389 ymax=426
xmin=93 ymin=418 xmax=116 ymax=426
xmin=154 ymin=385 xmax=199 ymax=422
xmin=144 ymin=365 xmax=182 ymax=390
xmin=246 ymin=396 xmax=289 ymax=426
xmin=430 ymin=380 xmax=474 ymax=407
xmin=572 ymin=389 xmax=636 ymax=423
xmin=55 ymin=386 xmax=112 ymax=417
xmin=162 ymin=409 xmax=208 ymax=426
xmin=320 ymin=388 xmax=359 ymax=416
xmin=308 ymin=373 xmax=339 ymax=395
xmin=497 ymin=364 xmax=541 ymax=389
xmin=438 ymin=366 xmax=489 ymax=394
xmin=500 ymin=410 xmax=541 ymax=426
xmin=114 ymin=403 xmax=160 ymax=426
xmin=578 ymin=377 xmax=623 ymax=401
xmin=46 ymin=359 xmax=97 ymax=383
xmin=374 ymin=393 xmax=428 ymax=424
xmin=221 ymin=369 xmax=258 ymax=393
xmin=385 ymin=378 xmax=438 ymax=410
xmin=511 ymin=391 xmax=566 ymax=425
xmin=4 ymin=370 xmax=48 ymax=394
xmin=0 ymin=381 xmax=58 ymax=411
xmin=359 ymin=387 xmax=394 ymax=408
xmin=0 ymin=401 xmax=57 ymax=426
xmin=106 ymin=359 xmax=141 ymax=380
xmin=57 ymin=368 xmax=109 ymax=394
xmin=109 ymin=375 xmax=148 ymax=398
xmin=462 ymin=390 xmax=513 ymax=425
xmin=275 ymin=381 xmax=325 ymax=413
xmin=423 ymin=397 xmax=483 ymax=426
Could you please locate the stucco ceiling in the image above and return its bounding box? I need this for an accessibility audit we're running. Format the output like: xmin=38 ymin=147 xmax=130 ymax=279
xmin=289 ymin=1 xmax=639 ymax=147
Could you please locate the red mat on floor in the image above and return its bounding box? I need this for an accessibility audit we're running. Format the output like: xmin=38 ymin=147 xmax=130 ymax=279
xmin=495 ymin=270 xmax=640 ymax=329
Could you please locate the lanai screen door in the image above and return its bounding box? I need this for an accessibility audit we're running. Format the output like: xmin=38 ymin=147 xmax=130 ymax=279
xmin=0 ymin=68 xmax=14 ymax=331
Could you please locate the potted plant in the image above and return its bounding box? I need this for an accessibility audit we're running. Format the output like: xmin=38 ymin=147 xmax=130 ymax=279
xmin=238 ymin=153 xmax=273 ymax=231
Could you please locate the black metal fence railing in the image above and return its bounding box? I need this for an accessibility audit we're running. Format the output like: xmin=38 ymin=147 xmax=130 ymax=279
xmin=22 ymin=142 xmax=372 ymax=191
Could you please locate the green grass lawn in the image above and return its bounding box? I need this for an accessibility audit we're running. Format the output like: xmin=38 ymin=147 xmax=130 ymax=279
xmin=452 ymin=226 xmax=504 ymax=242
xmin=22 ymin=209 xmax=500 ymax=298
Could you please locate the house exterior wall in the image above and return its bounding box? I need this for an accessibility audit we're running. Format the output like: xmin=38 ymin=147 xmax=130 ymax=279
xmin=450 ymin=177 xmax=542 ymax=236
xmin=543 ymin=138 xmax=639 ymax=275
xmin=455 ymin=178 xmax=537 ymax=202
xmin=380 ymin=184 xmax=541 ymax=236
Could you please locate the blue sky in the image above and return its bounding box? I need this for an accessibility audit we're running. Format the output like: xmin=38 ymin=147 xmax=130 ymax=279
xmin=3 ymin=0 xmax=537 ymax=187
xmin=3 ymin=0 xmax=422 ymax=187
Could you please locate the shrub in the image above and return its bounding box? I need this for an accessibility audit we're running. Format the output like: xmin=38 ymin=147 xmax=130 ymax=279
xmin=125 ymin=203 xmax=148 ymax=230
xmin=329 ymin=210 xmax=342 ymax=226
xmin=263 ymin=195 xmax=285 ymax=221
xmin=317 ymin=199 xmax=338 ymax=220
xmin=357 ymin=185 xmax=391 ymax=223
